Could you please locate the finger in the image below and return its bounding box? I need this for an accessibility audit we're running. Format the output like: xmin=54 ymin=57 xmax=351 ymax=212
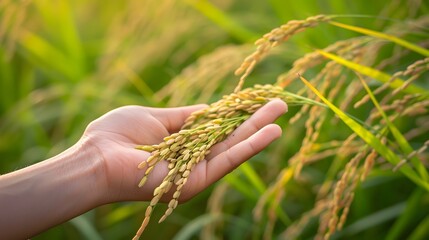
xmin=150 ymin=104 xmax=208 ymax=133
xmin=184 ymin=124 xmax=282 ymax=198
xmin=208 ymin=99 xmax=287 ymax=158
xmin=206 ymin=124 xmax=282 ymax=184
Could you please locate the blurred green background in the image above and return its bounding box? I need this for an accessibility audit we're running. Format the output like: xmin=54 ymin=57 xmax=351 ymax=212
xmin=1 ymin=0 xmax=428 ymax=239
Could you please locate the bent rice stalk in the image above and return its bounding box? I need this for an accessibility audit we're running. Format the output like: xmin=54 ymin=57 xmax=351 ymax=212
xmin=132 ymin=84 xmax=317 ymax=239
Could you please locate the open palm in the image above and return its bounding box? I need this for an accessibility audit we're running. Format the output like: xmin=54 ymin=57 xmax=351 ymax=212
xmin=82 ymin=100 xmax=287 ymax=204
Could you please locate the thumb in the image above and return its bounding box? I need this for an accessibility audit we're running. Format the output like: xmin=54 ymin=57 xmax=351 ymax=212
xmin=150 ymin=104 xmax=208 ymax=132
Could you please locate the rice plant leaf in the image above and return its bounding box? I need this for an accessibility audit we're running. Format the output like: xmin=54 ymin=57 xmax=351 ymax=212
xmin=103 ymin=204 xmax=146 ymax=226
xmin=268 ymin=167 xmax=293 ymax=225
xmin=357 ymin=74 xmax=429 ymax=181
xmin=185 ymin=0 xmax=258 ymax=42
xmin=0 ymin=48 xmax=14 ymax=110
xmin=408 ymin=215 xmax=429 ymax=240
xmin=69 ymin=215 xmax=103 ymax=240
xmin=173 ymin=214 xmax=223 ymax=240
xmin=224 ymin=173 xmax=257 ymax=199
xmin=329 ymin=21 xmax=429 ymax=57
xmin=386 ymin=189 xmax=425 ymax=240
xmin=299 ymin=75 xmax=429 ymax=191
xmin=226 ymin=166 xmax=291 ymax=225
xmin=240 ymin=162 xmax=266 ymax=193
xmin=33 ymin=0 xmax=86 ymax=76
xmin=19 ymin=31 xmax=77 ymax=81
xmin=267 ymin=0 xmax=291 ymax=22
xmin=339 ymin=202 xmax=406 ymax=237
xmin=316 ymin=49 xmax=428 ymax=95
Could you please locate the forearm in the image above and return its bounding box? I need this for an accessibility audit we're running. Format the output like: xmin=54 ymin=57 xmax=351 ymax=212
xmin=0 ymin=139 xmax=105 ymax=239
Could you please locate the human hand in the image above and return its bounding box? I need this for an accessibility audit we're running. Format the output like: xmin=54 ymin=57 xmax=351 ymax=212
xmin=82 ymin=99 xmax=287 ymax=204
xmin=0 ymin=100 xmax=286 ymax=239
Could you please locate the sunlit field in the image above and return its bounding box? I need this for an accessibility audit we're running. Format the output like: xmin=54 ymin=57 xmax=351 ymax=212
xmin=1 ymin=0 xmax=429 ymax=239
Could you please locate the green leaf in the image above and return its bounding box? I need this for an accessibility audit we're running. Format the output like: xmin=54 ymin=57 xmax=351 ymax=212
xmin=185 ymin=0 xmax=258 ymax=42
xmin=226 ymin=165 xmax=292 ymax=225
xmin=19 ymin=31 xmax=77 ymax=81
xmin=224 ymin=172 xmax=257 ymax=199
xmin=173 ymin=214 xmax=223 ymax=240
xmin=267 ymin=167 xmax=294 ymax=225
xmin=338 ymin=202 xmax=406 ymax=237
xmin=240 ymin=162 xmax=266 ymax=194
xmin=299 ymin=75 xmax=429 ymax=191
xmin=103 ymin=204 xmax=146 ymax=226
xmin=0 ymin=48 xmax=14 ymax=111
xmin=316 ymin=49 xmax=428 ymax=95
xmin=408 ymin=215 xmax=429 ymax=240
xmin=386 ymin=189 xmax=425 ymax=240
xmin=69 ymin=215 xmax=103 ymax=240
xmin=33 ymin=0 xmax=86 ymax=77
xmin=357 ymin=74 xmax=429 ymax=181
xmin=329 ymin=21 xmax=429 ymax=57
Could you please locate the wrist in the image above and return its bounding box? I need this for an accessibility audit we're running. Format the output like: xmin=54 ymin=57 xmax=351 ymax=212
xmin=71 ymin=136 xmax=109 ymax=206
xmin=0 ymin=137 xmax=107 ymax=239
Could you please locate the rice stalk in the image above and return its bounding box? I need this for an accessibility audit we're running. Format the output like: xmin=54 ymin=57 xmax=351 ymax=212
xmin=400 ymin=99 xmax=429 ymax=115
xmin=302 ymin=74 xmax=429 ymax=188
xmin=93 ymin=0 xmax=211 ymax=107
xmin=289 ymin=62 xmax=348 ymax=177
xmin=130 ymin=13 xmax=429 ymax=239
xmin=355 ymin=57 xmax=429 ymax=108
xmin=0 ymin=0 xmax=31 ymax=59
xmin=299 ymin=72 xmax=429 ymax=238
xmin=253 ymin=167 xmax=294 ymax=223
xmin=307 ymin=148 xmax=357 ymax=165
xmin=281 ymin=36 xmax=373 ymax=127
xmin=264 ymin=189 xmax=285 ymax=240
xmin=200 ymin=182 xmax=229 ymax=240
xmin=357 ymin=72 xmax=429 ymax=181
xmin=368 ymin=94 xmax=419 ymax=123
xmin=293 ymin=105 xmax=319 ymax=177
xmin=316 ymin=149 xmax=366 ymax=240
xmin=404 ymin=116 xmax=429 ymax=140
xmin=286 ymin=137 xmax=360 ymax=208
xmin=316 ymin=49 xmax=427 ymax=95
xmin=276 ymin=36 xmax=370 ymax=88
xmin=133 ymin=84 xmax=318 ymax=239
xmin=240 ymin=19 xmax=390 ymax=238
xmin=155 ymin=45 xmax=252 ymax=106
xmin=280 ymin=200 xmax=328 ymax=239
xmin=328 ymin=21 xmax=429 ymax=57
xmin=360 ymin=149 xmax=378 ymax=181
xmin=233 ymin=15 xmax=332 ymax=92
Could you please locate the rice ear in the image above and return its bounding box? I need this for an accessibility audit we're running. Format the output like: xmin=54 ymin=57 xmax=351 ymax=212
xmin=133 ymin=84 xmax=318 ymax=238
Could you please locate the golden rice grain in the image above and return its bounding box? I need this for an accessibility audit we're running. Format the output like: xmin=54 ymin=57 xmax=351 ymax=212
xmin=133 ymin=84 xmax=317 ymax=239
xmin=234 ymin=15 xmax=332 ymax=93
